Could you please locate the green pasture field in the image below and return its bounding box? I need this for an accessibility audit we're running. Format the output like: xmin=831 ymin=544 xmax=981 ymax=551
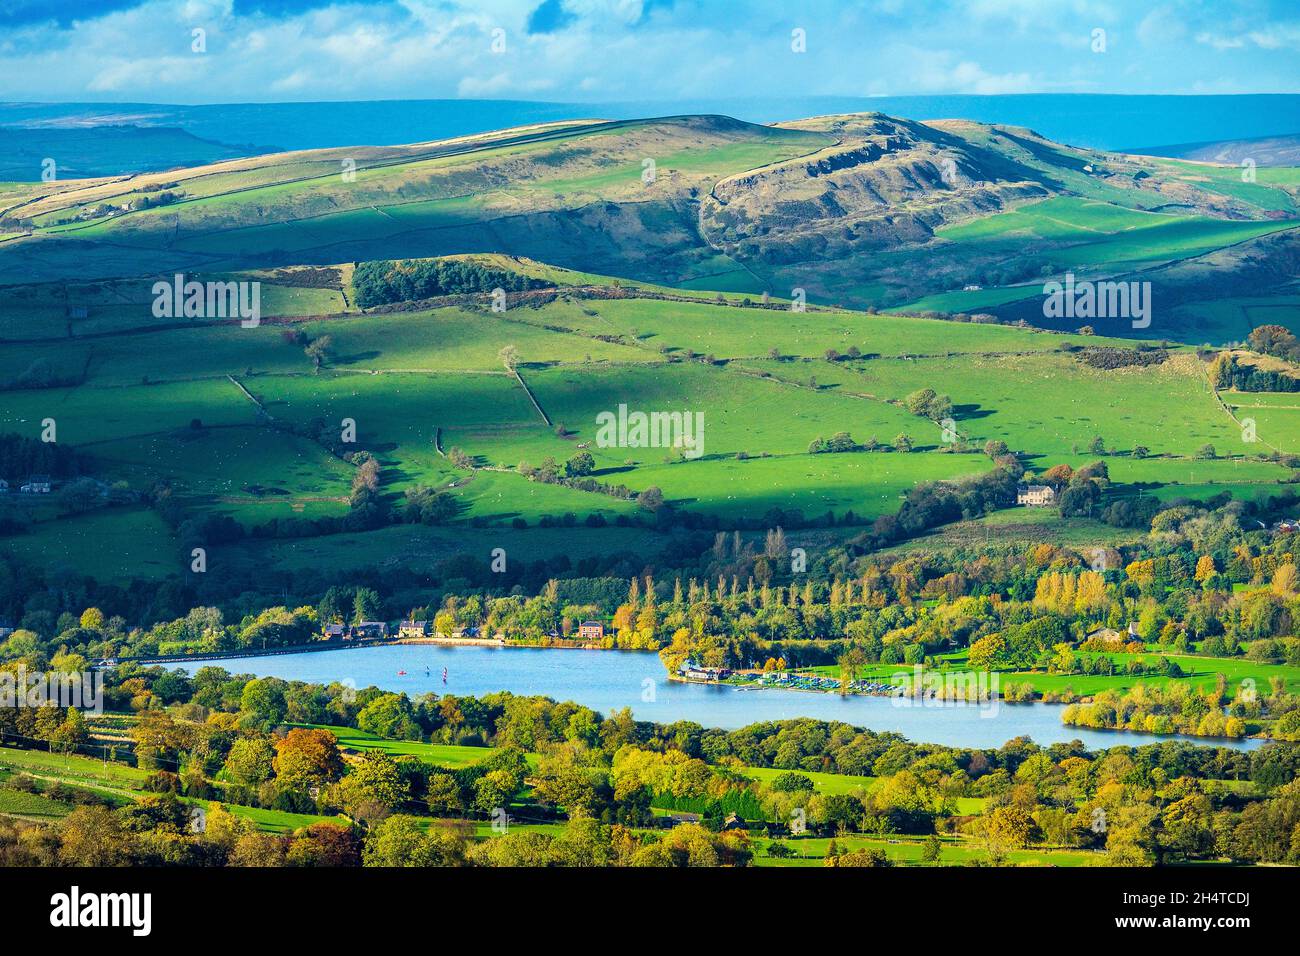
xmin=88 ymin=426 xmax=354 ymax=502
xmin=0 ymin=785 xmax=73 ymax=819
xmin=1037 ymin=453 xmax=1292 ymax=486
xmin=250 ymin=282 xmax=348 ymax=317
xmin=0 ymin=325 xmax=303 ymax=387
xmin=0 ymin=276 xmax=346 ymax=343
xmin=617 ymin=451 xmax=991 ymax=521
xmin=496 ymin=254 xmax=773 ymax=303
xmin=251 ymin=369 xmax=534 ymax=441
xmin=291 ymin=307 xmax=652 ymax=372
xmin=470 ymin=820 xmax=567 ymax=839
xmin=1 ymin=112 xmax=1296 ymax=586
xmin=215 ymin=802 xmax=335 ymax=833
xmin=207 ymin=498 xmax=352 ymax=527
xmin=1142 ymin=158 xmax=1300 ymax=213
xmin=1135 ymin=482 xmax=1280 ymax=505
xmin=883 ymin=508 xmax=1149 ymax=553
xmin=0 ymin=746 xmax=151 ymax=792
xmin=934 ymin=197 xmax=1296 ymax=275
xmin=891 ymin=284 xmax=1045 ymax=315
xmin=514 ymin=295 xmax=1128 ymax=360
xmin=436 ymin=468 xmax=639 ymax=523
xmin=221 ymin=523 xmax=668 ymax=577
xmin=248 ymin=370 xmax=534 ymax=486
xmin=168 ymin=198 xmax=490 ymax=261
xmin=0 ymin=377 xmax=255 ymax=445
xmin=1222 ymin=390 xmax=1300 ymax=408
xmin=736 ymin=765 xmax=875 ymax=796
xmin=1165 ymin=294 xmax=1300 ymax=343
xmin=757 ymin=351 xmax=1252 ymax=459
xmin=234 ymin=370 xmax=645 ymax=522
xmin=0 ymin=303 xmax=547 ymax=388
xmin=750 ymin=832 xmax=1100 ymax=867
xmin=505 ymin=138 xmax=832 ymax=200
xmin=520 ymin=362 xmax=925 ymax=465
xmin=5 ymin=285 xmax=1291 ymax=584
xmin=987 ymin=648 xmax=1300 ymax=698
xmin=801 ymin=645 xmax=1300 ymax=698
xmin=296 ymin=724 xmax=496 ymax=767
xmin=1 ymin=506 xmax=178 ymax=581
xmin=942 ymin=124 xmax=1165 ymax=206
xmin=672 ymin=265 xmax=769 ymax=295
xmin=0 ymin=233 xmax=222 ymax=286
xmin=1222 ymin=394 xmax=1300 ymax=454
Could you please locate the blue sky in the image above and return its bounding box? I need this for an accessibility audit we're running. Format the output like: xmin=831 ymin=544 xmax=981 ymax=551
xmin=0 ymin=0 xmax=1296 ymax=103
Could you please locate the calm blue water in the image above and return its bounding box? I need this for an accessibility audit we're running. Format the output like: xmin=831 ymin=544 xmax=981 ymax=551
xmin=5 ymin=94 xmax=1298 ymax=154
xmin=179 ymin=644 xmax=1262 ymax=752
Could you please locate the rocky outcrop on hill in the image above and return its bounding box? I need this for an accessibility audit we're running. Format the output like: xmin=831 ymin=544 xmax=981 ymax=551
xmin=699 ymin=113 xmax=1050 ymax=264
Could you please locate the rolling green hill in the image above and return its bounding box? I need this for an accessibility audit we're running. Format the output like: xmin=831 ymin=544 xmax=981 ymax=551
xmin=3 ymin=111 xmax=1299 ymax=584
xmin=4 ymin=110 xmax=1296 ymax=323
xmin=3 ymin=263 xmax=1296 ymax=583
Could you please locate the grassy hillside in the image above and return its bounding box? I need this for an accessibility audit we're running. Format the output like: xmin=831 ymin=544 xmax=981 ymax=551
xmin=3 ymin=110 xmax=1299 ymax=582
xmin=4 ymin=110 xmax=1295 ymax=330
xmin=0 ymin=116 xmax=832 ymax=287
xmin=3 ymin=261 xmax=1295 ymax=582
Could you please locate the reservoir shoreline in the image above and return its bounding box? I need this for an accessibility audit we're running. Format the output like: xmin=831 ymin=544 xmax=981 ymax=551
xmin=173 ymin=642 xmax=1265 ymax=752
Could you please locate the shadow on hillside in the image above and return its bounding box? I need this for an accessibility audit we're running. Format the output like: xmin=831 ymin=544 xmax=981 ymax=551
xmin=953 ymin=403 xmax=994 ymax=420
xmin=332 ymin=350 xmax=382 ymax=366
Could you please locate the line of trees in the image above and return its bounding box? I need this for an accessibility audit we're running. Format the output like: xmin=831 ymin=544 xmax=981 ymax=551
xmin=4 ymin=663 xmax=1300 ymax=866
xmin=351 ymin=258 xmax=552 ymax=308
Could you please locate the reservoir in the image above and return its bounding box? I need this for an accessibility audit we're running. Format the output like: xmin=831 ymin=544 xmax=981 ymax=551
xmin=181 ymin=644 xmax=1264 ymax=752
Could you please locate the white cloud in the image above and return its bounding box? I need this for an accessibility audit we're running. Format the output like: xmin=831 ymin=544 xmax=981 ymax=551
xmin=1245 ymin=24 xmax=1300 ymax=50
xmin=898 ymin=48 xmax=1036 ymax=95
xmin=0 ymin=0 xmax=1292 ymax=102
xmin=1196 ymin=22 xmax=1300 ymax=52
xmin=1136 ymin=5 xmax=1187 ymax=46
xmin=1195 ymin=31 xmax=1245 ymax=51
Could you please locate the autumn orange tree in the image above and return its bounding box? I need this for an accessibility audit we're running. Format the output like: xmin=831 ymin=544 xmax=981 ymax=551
xmin=272 ymin=727 xmax=345 ymax=791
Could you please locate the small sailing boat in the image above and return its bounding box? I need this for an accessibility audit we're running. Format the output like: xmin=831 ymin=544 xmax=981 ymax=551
xmin=396 ymin=669 xmax=407 ymax=676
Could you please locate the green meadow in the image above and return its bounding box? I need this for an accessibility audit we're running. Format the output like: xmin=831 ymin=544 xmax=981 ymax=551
xmin=2 ymin=108 xmax=1298 ymax=582
xmin=2 ymin=507 xmax=178 ymax=581
xmin=619 ymin=453 xmax=991 ymax=520
xmin=765 ymin=351 xmax=1245 ymax=459
xmin=935 ymin=197 xmax=1295 ymax=275
xmin=3 ymin=281 xmax=1297 ymax=582
xmin=221 ymin=524 xmax=666 ymax=578
xmin=801 ymin=645 xmax=1300 ymax=698
xmin=750 ymin=833 xmax=1099 ymax=867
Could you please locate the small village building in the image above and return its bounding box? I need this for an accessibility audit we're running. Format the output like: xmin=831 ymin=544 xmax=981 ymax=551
xmin=22 ymin=475 xmax=52 ymax=494
xmin=322 ymin=623 xmax=348 ymax=640
xmin=1016 ymin=484 xmax=1056 ymax=507
xmin=399 ymin=620 xmax=430 ymax=638
xmin=578 ymin=620 xmax=605 ymax=641
xmin=663 ymin=812 xmax=701 ymax=825
xmin=1086 ymin=627 xmax=1124 ymax=646
xmin=678 ymin=659 xmax=731 ymax=681
xmin=0 ymin=479 xmax=8 ymax=493
xmin=351 ymin=621 xmax=388 ymax=639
